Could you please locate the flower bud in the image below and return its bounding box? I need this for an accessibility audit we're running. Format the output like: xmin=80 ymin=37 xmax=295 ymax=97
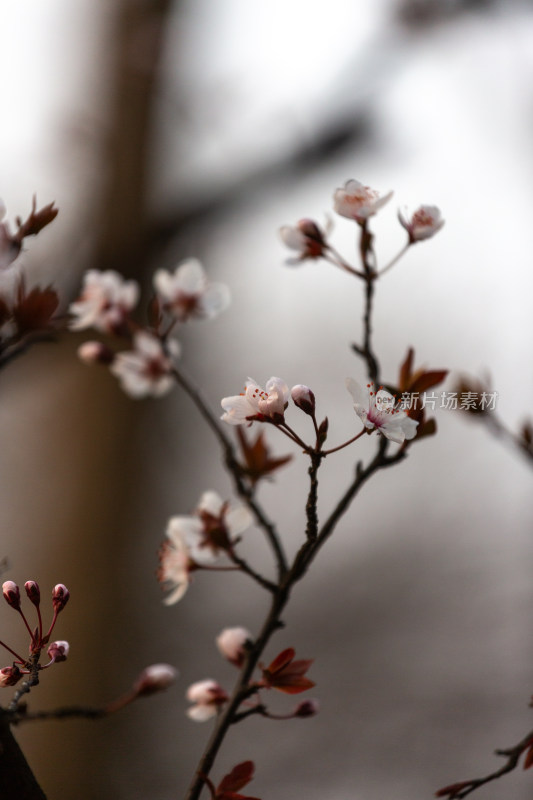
xmin=24 ymin=581 xmax=40 ymax=606
xmin=186 ymin=679 xmax=228 ymax=721
xmin=52 ymin=584 xmax=70 ymax=613
xmin=47 ymin=640 xmax=69 ymax=663
xmin=133 ymin=663 xmax=178 ymax=696
xmin=291 ymin=385 xmax=315 ymax=415
xmin=2 ymin=581 xmax=20 ymax=610
xmin=216 ymin=627 xmax=252 ymax=667
xmin=0 ymin=665 xmax=22 ymax=687
xmin=77 ymin=341 xmax=114 ymax=365
xmin=294 ymin=698 xmax=319 ymax=718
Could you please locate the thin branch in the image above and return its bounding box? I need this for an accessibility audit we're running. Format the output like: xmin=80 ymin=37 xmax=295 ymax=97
xmin=378 ymin=242 xmax=410 ymax=277
xmin=436 ymin=729 xmax=533 ymax=798
xmin=11 ymin=705 xmax=106 ymax=725
xmin=305 ymin=453 xmax=322 ymax=541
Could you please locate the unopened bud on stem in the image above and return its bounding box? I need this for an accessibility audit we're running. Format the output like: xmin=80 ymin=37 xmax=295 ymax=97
xmin=24 ymin=581 xmax=40 ymax=606
xmin=2 ymin=581 xmax=20 ymax=610
xmin=291 ymin=385 xmax=316 ymax=415
xmin=52 ymin=584 xmax=70 ymax=613
xmin=47 ymin=640 xmax=69 ymax=663
xmin=133 ymin=663 xmax=178 ymax=696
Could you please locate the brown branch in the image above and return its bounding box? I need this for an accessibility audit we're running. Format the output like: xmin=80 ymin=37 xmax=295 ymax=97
xmin=185 ymin=434 xmax=408 ymax=799
xmin=436 ymin=728 xmax=533 ymax=799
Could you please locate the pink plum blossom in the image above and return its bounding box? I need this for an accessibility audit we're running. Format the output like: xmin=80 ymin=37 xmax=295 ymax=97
xmin=133 ymin=663 xmax=178 ymax=696
xmin=398 ymin=205 xmax=445 ymax=243
xmin=158 ymin=525 xmax=193 ymax=606
xmin=279 ymin=219 xmax=327 ymax=263
xmin=69 ymin=270 xmax=139 ymax=333
xmin=110 ymin=332 xmax=178 ymax=398
xmin=47 ymin=641 xmax=69 ymax=663
xmin=158 ymin=491 xmax=252 ymax=605
xmin=0 ymin=665 xmax=22 ymax=687
xmin=333 ymin=179 xmax=393 ymax=224
xmin=216 ymin=626 xmax=252 ymax=667
xmin=221 ymin=377 xmax=289 ymax=426
xmin=186 ymin=679 xmax=228 ymax=721
xmin=346 ymin=379 xmax=418 ymax=444
xmin=153 ymin=258 xmax=230 ymax=322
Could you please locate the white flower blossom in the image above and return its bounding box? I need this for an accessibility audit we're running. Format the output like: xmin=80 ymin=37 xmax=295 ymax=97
xmin=346 ymin=379 xmax=418 ymax=444
xmin=110 ymin=332 xmax=178 ymax=398
xmin=186 ymin=679 xmax=228 ymax=721
xmin=216 ymin=626 xmax=252 ymax=666
xmin=153 ymin=258 xmax=230 ymax=322
xmin=221 ymin=377 xmax=289 ymax=425
xmin=158 ymin=491 xmax=252 ymax=605
xmin=398 ymin=205 xmax=445 ymax=243
xmin=158 ymin=524 xmax=194 ymax=606
xmin=133 ymin=663 xmax=178 ymax=695
xmin=69 ymin=270 xmax=139 ymax=333
xmin=279 ymin=219 xmax=327 ymax=263
xmin=333 ymin=179 xmax=393 ymax=224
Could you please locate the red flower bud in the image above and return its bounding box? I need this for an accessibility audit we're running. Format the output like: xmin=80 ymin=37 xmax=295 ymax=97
xmin=0 ymin=665 xmax=23 ymax=687
xmin=52 ymin=584 xmax=70 ymax=613
xmin=293 ymin=698 xmax=319 ymax=717
xmin=291 ymin=385 xmax=316 ymax=415
xmin=2 ymin=581 xmax=20 ymax=610
xmin=47 ymin=640 xmax=69 ymax=663
xmin=24 ymin=581 xmax=40 ymax=606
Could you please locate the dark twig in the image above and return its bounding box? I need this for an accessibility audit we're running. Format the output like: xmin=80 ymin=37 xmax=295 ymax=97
xmin=436 ymin=728 xmax=533 ymax=798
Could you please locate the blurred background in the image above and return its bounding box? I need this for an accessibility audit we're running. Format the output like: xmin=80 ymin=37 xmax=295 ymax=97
xmin=1 ymin=0 xmax=533 ymax=798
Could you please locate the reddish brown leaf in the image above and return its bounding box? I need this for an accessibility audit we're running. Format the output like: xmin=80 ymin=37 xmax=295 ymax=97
xmin=0 ymin=295 xmax=11 ymax=327
xmin=218 ymin=761 xmax=254 ymax=793
xmin=523 ymin=743 xmax=533 ymax=770
xmin=13 ymin=286 xmax=59 ymax=332
xmin=265 ymin=648 xmax=295 ymax=675
xmin=409 ymin=370 xmax=449 ymax=395
xmin=399 ymin=347 xmax=414 ymax=389
xmin=236 ymin=428 xmax=292 ymax=485
xmin=435 ymin=781 xmax=470 ymax=797
xmin=262 ymin=648 xmax=315 ymax=694
xmin=15 ymin=198 xmax=58 ymax=240
xmin=415 ymin=418 xmax=437 ymax=441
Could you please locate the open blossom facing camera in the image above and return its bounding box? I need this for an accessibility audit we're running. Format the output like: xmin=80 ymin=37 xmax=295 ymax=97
xmin=333 ymin=179 xmax=393 ymax=224
xmin=158 ymin=491 xmax=252 ymax=605
xmin=153 ymin=258 xmax=230 ymax=322
xmin=398 ymin=205 xmax=444 ymax=243
xmin=346 ymin=379 xmax=418 ymax=444
xmin=221 ymin=378 xmax=289 ymax=426
xmin=69 ymin=270 xmax=139 ymax=333
xmin=279 ymin=219 xmax=327 ymax=263
xmin=186 ymin=679 xmax=228 ymax=721
xmin=110 ymin=332 xmax=178 ymax=398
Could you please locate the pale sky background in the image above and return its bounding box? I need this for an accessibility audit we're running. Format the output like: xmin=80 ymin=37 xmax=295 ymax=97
xmin=0 ymin=2 xmax=532 ymax=799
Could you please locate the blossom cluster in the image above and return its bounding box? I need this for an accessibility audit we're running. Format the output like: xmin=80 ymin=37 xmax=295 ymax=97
xmin=280 ymin=177 xmax=443 ymax=268
xmin=71 ymin=258 xmax=230 ymax=398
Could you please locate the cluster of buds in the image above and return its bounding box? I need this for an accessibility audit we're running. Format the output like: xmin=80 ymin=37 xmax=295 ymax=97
xmin=186 ymin=629 xmax=317 ymax=724
xmin=72 ymin=258 xmax=230 ymax=399
xmin=0 ymin=580 xmax=70 ymax=687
